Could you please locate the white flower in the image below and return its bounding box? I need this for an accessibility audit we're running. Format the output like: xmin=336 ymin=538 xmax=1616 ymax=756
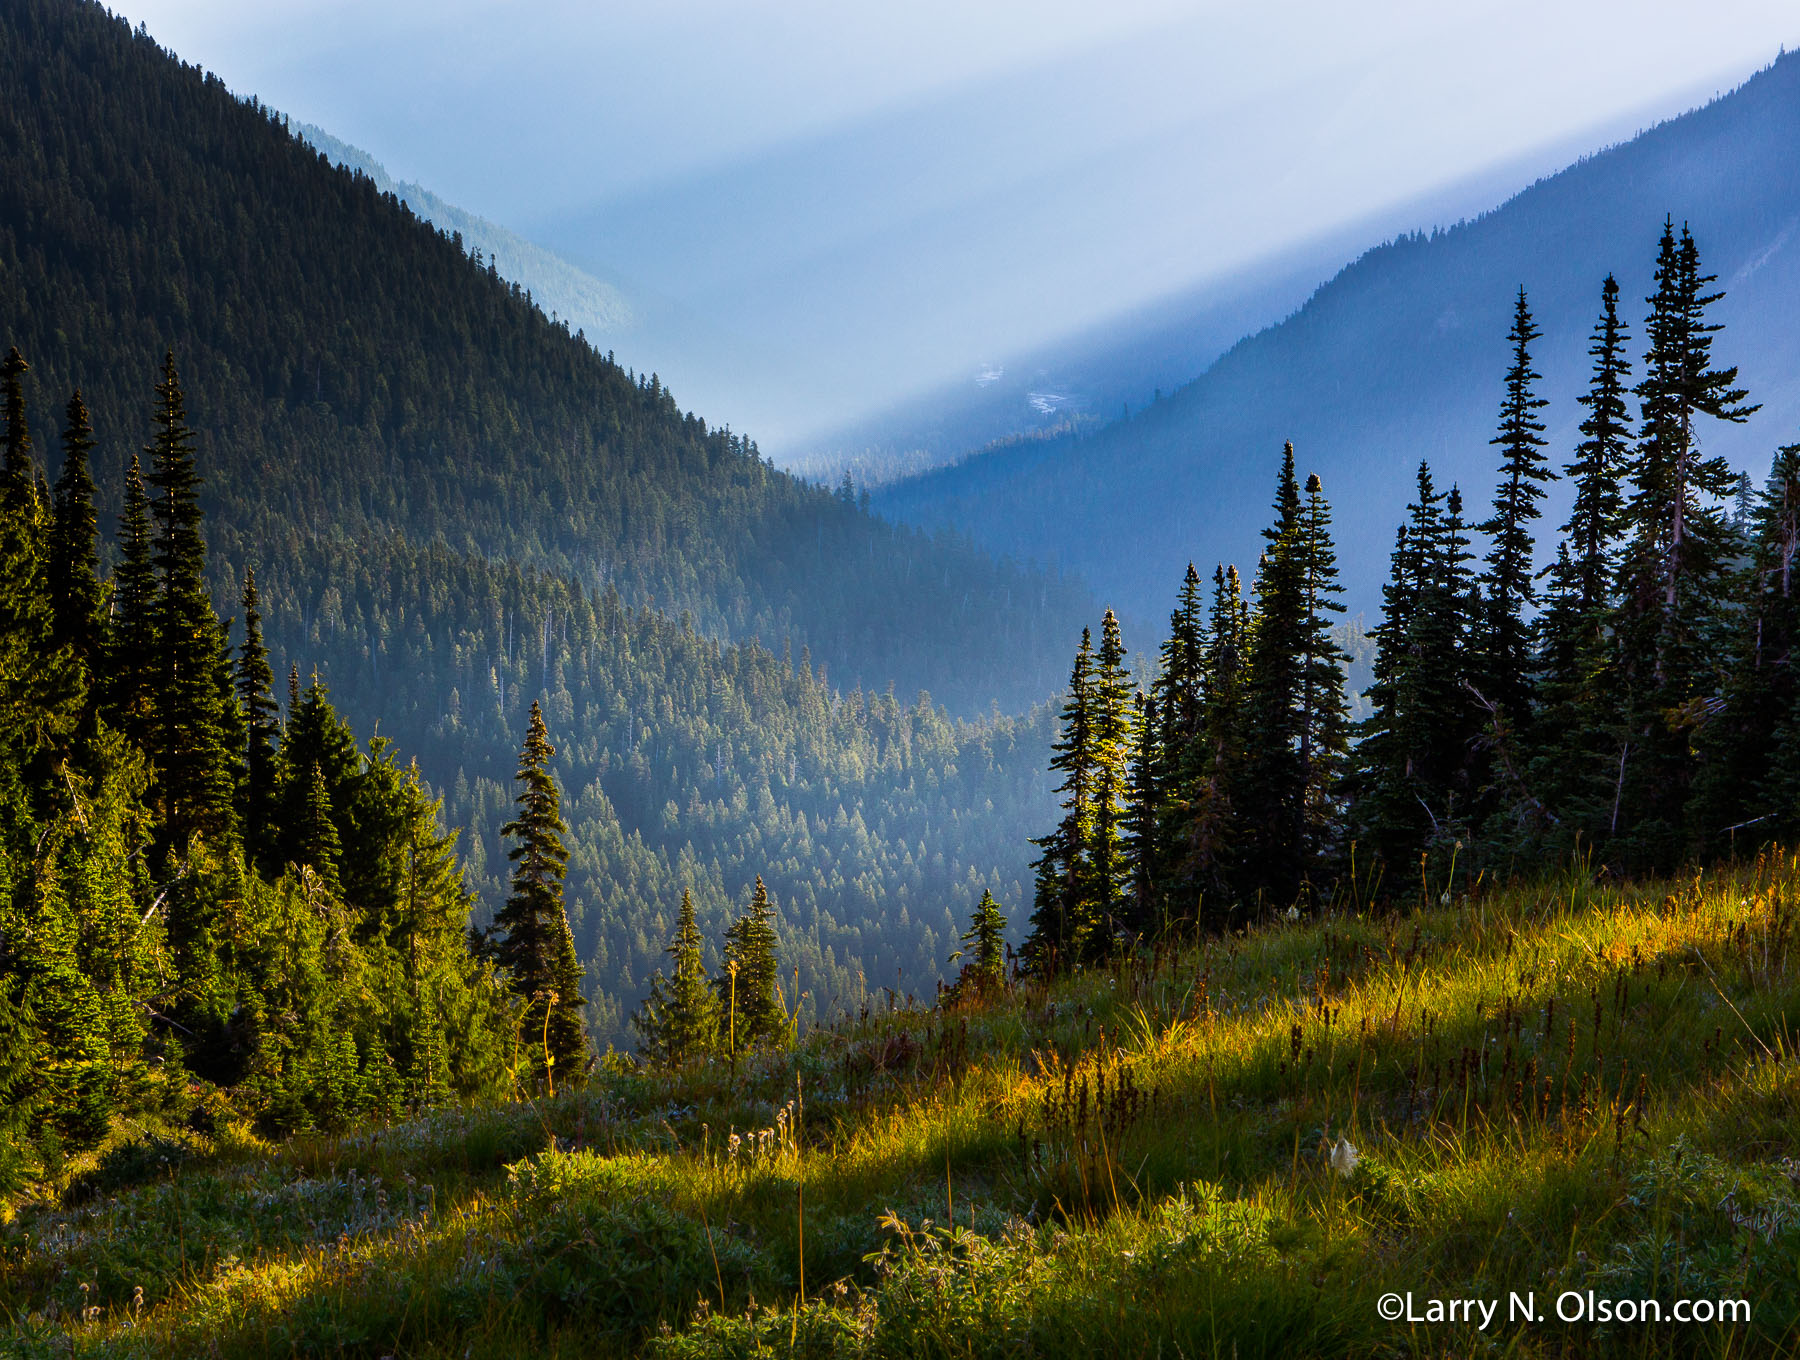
xmin=1285 ymin=906 xmax=1301 ymax=921
xmin=1329 ymin=1137 xmax=1359 ymax=1178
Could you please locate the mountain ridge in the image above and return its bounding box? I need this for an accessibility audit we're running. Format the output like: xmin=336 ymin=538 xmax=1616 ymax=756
xmin=875 ymin=49 xmax=1800 ymax=621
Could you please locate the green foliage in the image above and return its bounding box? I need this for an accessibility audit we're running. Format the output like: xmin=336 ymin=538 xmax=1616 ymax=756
xmin=949 ymin=889 xmax=1007 ymax=999
xmin=492 ymin=701 xmax=587 ymax=1088
xmin=716 ymin=876 xmax=789 ymax=1055
xmin=632 ymin=890 xmax=721 ymax=1068
xmin=8 ymin=860 xmax=1800 ymax=1358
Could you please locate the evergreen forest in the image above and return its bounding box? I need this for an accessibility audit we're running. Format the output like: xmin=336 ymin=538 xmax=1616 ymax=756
xmin=1024 ymin=221 xmax=1800 ymax=970
xmin=0 ymin=0 xmax=1076 ymax=1048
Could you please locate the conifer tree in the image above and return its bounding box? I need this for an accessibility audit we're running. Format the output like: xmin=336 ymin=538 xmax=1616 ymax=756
xmin=1239 ymin=444 xmax=1309 ymax=905
xmin=1295 ymin=472 xmax=1351 ymax=877
xmin=715 ymin=875 xmax=786 ymax=1051
xmin=951 ymin=889 xmax=1007 ymax=997
xmin=1563 ymin=275 xmax=1633 ymax=618
xmin=48 ymin=392 xmax=103 ymax=670
xmin=236 ymin=567 xmax=280 ymax=863
xmin=494 ymin=701 xmax=586 ymax=1083
xmin=1477 ymin=289 xmax=1553 ymax=721
xmin=1167 ymin=563 xmax=1249 ymax=916
xmin=270 ymin=676 xmax=360 ymax=880
xmin=106 ymin=455 xmax=157 ymax=753
xmin=1533 ymin=279 xmax=1635 ymax=827
xmin=1086 ymin=608 xmax=1135 ymax=953
xmin=632 ymin=888 xmax=720 ymax=1066
xmin=295 ymin=763 xmax=344 ymax=899
xmin=1616 ymin=223 xmax=1757 ymax=853
xmin=1122 ymin=690 xmax=1164 ymax=938
xmin=1023 ymin=630 xmax=1095 ymax=972
xmin=143 ymin=353 xmax=235 ymax=848
xmin=1353 ymin=467 xmax=1481 ymax=873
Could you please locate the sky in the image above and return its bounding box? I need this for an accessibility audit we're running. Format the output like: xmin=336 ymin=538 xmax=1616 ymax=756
xmin=110 ymin=1 xmax=1800 ymax=450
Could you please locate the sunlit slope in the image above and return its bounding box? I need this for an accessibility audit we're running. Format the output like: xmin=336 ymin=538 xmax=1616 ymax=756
xmin=10 ymin=855 xmax=1800 ymax=1356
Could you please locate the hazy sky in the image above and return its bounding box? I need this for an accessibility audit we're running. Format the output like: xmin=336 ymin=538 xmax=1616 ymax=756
xmin=109 ymin=2 xmax=1800 ymax=448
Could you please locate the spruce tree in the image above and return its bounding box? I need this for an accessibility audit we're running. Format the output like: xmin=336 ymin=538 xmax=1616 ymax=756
xmin=951 ymin=889 xmax=1008 ymax=997
xmin=143 ymin=353 xmax=235 ymax=849
xmin=494 ymin=700 xmax=587 ymax=1083
xmin=106 ymin=455 xmax=158 ymax=753
xmin=1086 ymin=608 xmax=1135 ymax=955
xmin=1477 ymin=288 xmax=1553 ymax=721
xmin=1616 ymin=223 xmax=1757 ymax=855
xmin=48 ymin=392 xmax=103 ymax=670
xmin=270 ymin=676 xmax=360 ymax=882
xmin=1563 ymin=276 xmax=1633 ymax=617
xmin=1022 ymin=629 xmax=1096 ymax=973
xmin=1170 ymin=563 xmax=1249 ymax=916
xmin=1122 ymin=690 xmax=1164 ymax=939
xmin=1354 ymin=469 xmax=1481 ymax=877
xmin=631 ymin=888 xmax=720 ymax=1066
xmin=715 ymin=875 xmax=786 ymax=1052
xmin=1238 ymin=444 xmax=1308 ymax=905
xmin=295 ymin=762 xmax=345 ymax=899
xmin=1295 ymin=472 xmax=1350 ymax=877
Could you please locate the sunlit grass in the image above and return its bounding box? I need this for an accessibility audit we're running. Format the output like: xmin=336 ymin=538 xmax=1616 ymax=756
xmin=8 ymin=853 xmax=1800 ymax=1356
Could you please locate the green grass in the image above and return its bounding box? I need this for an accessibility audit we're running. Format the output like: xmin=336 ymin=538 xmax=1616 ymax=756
xmin=8 ymin=853 xmax=1800 ymax=1357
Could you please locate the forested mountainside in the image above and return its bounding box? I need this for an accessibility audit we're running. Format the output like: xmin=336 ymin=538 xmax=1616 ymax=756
xmin=0 ymin=0 xmax=1075 ymax=1045
xmin=0 ymin=0 xmax=1089 ymax=717
xmin=877 ymin=49 xmax=1800 ymax=623
xmin=239 ymin=532 xmax=1054 ymax=1041
xmin=292 ymin=123 xmax=636 ymax=346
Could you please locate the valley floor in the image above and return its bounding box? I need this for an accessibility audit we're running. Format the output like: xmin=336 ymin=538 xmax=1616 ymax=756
xmin=6 ymin=854 xmax=1800 ymax=1358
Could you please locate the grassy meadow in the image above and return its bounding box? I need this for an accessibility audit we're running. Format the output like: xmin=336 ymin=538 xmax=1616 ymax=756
xmin=6 ymin=853 xmax=1800 ymax=1357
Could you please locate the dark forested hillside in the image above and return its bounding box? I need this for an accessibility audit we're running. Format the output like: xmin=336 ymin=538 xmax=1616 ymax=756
xmin=0 ymin=0 xmax=1087 ymax=716
xmin=235 ymin=532 xmax=1054 ymax=1041
xmin=0 ymin=0 xmax=1079 ymax=1046
xmin=877 ymin=49 xmax=1800 ymax=623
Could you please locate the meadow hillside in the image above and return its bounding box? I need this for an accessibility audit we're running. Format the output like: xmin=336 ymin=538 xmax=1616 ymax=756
xmin=6 ymin=854 xmax=1800 ymax=1357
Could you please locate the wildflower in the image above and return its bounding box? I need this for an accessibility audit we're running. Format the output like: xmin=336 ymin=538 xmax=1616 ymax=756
xmin=1285 ymin=906 xmax=1300 ymax=921
xmin=1329 ymin=1137 xmax=1359 ymax=1178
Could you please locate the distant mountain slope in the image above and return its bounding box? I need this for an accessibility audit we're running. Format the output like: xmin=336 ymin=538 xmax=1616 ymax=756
xmin=876 ymin=51 xmax=1800 ymax=620
xmin=0 ymin=0 xmax=1089 ymax=715
xmin=294 ymin=123 xmax=635 ymax=341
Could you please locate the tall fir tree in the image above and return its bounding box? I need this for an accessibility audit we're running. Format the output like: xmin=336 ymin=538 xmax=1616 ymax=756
xmin=294 ymin=762 xmax=345 ymax=899
xmin=1177 ymin=562 xmax=1249 ymax=916
xmin=1477 ymin=288 xmax=1553 ymax=722
xmin=715 ymin=875 xmax=786 ymax=1052
xmin=1238 ymin=444 xmax=1309 ymax=905
xmin=143 ymin=353 xmax=235 ymax=849
xmin=1022 ymin=629 xmax=1095 ymax=973
xmin=494 ymin=700 xmax=587 ymax=1084
xmin=631 ymin=888 xmax=721 ymax=1066
xmin=951 ymin=889 xmax=1008 ymax=997
xmin=1086 ymin=608 xmax=1136 ymax=954
xmin=1295 ymin=473 xmax=1350 ymax=878
xmin=1121 ymin=689 xmax=1162 ymax=938
xmin=1615 ymin=223 xmax=1757 ymax=857
xmin=105 ymin=455 xmax=157 ymax=753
